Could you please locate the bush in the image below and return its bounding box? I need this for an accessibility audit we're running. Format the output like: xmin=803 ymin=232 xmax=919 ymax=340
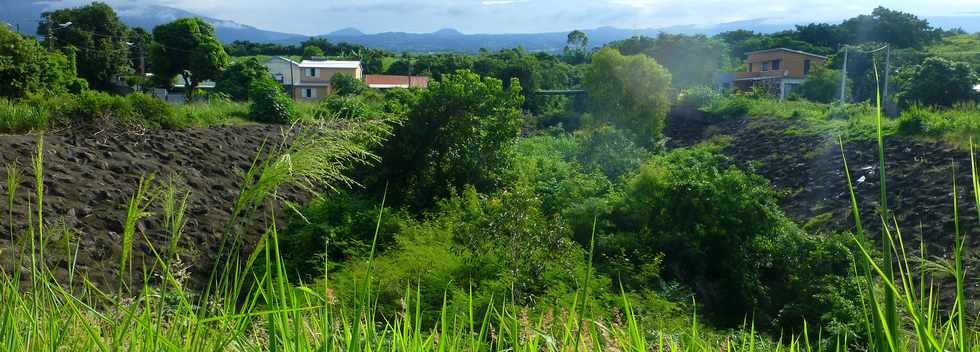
xmin=375 ymin=70 xmax=524 ymax=209
xmin=313 ymin=95 xmax=375 ymax=120
xmin=0 ymin=25 xmax=79 ymax=98
xmin=575 ymin=125 xmax=651 ymax=180
xmin=280 ymin=192 xmax=403 ymax=279
xmin=248 ymin=78 xmax=297 ymax=123
xmin=798 ymin=66 xmax=844 ymax=103
xmin=676 ymin=85 xmax=722 ymax=110
xmin=71 ymin=90 xmax=135 ymax=123
xmin=704 ymin=94 xmax=751 ymax=118
xmin=601 ymin=147 xmax=860 ymax=332
xmin=898 ymin=57 xmax=978 ymax=108
xmin=215 ymin=57 xmax=270 ymax=101
xmin=329 ymin=73 xmax=368 ymax=96
xmin=127 ymin=92 xmax=176 ymax=128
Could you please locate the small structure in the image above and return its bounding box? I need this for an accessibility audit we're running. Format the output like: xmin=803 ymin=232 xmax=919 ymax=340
xmin=263 ymin=56 xmax=363 ymax=100
xmin=364 ymin=74 xmax=429 ymax=89
xmin=734 ymin=48 xmax=827 ymax=100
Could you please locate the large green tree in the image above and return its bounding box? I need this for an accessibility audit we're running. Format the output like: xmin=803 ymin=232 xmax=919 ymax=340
xmin=375 ymin=70 xmax=524 ymax=209
xmin=611 ymin=33 xmax=725 ymax=88
xmin=37 ymin=2 xmax=131 ymax=90
xmin=898 ymin=57 xmax=977 ymax=107
xmin=150 ymin=18 xmax=229 ymax=102
xmin=839 ymin=7 xmax=941 ymax=48
xmin=0 ymin=25 xmax=83 ymax=98
xmin=215 ymin=57 xmax=269 ymax=100
xmin=583 ymin=47 xmax=671 ymax=146
xmin=799 ymin=65 xmax=846 ymax=103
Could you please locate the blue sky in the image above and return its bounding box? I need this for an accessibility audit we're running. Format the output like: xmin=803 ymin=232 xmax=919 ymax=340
xmin=44 ymin=0 xmax=980 ymax=35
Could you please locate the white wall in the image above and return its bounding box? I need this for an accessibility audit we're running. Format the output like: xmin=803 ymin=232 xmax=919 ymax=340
xmin=263 ymin=58 xmax=300 ymax=86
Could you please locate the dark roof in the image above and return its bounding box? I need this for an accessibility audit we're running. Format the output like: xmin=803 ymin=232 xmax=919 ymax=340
xmin=745 ymin=48 xmax=828 ymax=60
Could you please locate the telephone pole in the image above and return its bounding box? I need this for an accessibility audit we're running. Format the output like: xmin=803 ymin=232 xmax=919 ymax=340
xmin=839 ymin=46 xmax=848 ymax=103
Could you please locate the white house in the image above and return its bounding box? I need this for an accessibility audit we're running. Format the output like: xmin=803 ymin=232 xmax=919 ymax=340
xmin=262 ymin=56 xmax=363 ymax=100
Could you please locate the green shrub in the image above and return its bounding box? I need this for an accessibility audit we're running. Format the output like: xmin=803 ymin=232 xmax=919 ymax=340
xmin=280 ymin=192 xmax=403 ymax=279
xmin=677 ymin=85 xmax=722 ymax=110
xmin=826 ymin=103 xmax=851 ymax=120
xmin=127 ymin=93 xmax=176 ymax=128
xmin=602 ymin=147 xmax=860 ymax=332
xmin=374 ymin=70 xmax=524 ymax=209
xmin=248 ymin=78 xmax=297 ymax=123
xmin=71 ymin=90 xmax=134 ymax=123
xmin=215 ymin=57 xmax=270 ymax=101
xmin=313 ymin=95 xmax=375 ymax=120
xmin=705 ymin=94 xmax=751 ymax=118
xmin=575 ymin=125 xmax=651 ymax=180
xmin=329 ymin=73 xmax=368 ymax=96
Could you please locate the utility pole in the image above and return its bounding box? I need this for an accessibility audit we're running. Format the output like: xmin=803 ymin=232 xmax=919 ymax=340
xmin=882 ymin=44 xmax=893 ymax=116
xmin=839 ymin=46 xmax=848 ymax=103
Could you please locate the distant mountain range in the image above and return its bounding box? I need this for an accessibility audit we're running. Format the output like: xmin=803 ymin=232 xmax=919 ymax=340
xmin=3 ymin=1 xmax=978 ymax=53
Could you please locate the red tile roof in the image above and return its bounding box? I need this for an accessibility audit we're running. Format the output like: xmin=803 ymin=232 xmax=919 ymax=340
xmin=364 ymin=74 xmax=429 ymax=88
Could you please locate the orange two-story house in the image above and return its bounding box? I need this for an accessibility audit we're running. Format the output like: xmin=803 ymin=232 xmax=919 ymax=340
xmin=734 ymin=48 xmax=827 ymax=99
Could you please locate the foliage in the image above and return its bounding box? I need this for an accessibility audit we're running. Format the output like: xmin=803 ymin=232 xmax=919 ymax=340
xmin=610 ymin=33 xmax=727 ymax=88
xmin=0 ymin=26 xmax=84 ymax=98
xmin=215 ymin=57 xmax=270 ymax=100
xmin=897 ymin=56 xmax=978 ymax=108
xmin=150 ymin=18 xmax=229 ymax=102
xmin=375 ymin=70 xmax=524 ymax=209
xmin=248 ymin=77 xmax=297 ymax=123
xmin=574 ymin=125 xmax=651 ymax=181
xmin=583 ymin=47 xmax=671 ymax=146
xmin=602 ymin=147 xmax=861 ymax=332
xmin=676 ymin=86 xmax=723 ymax=111
xmin=838 ymin=6 xmax=942 ymax=49
xmin=38 ymin=2 xmax=131 ymax=91
xmin=303 ymin=45 xmax=325 ymax=58
xmin=328 ymin=73 xmax=368 ymax=96
xmin=927 ymin=33 xmax=980 ymax=68
xmin=280 ymin=192 xmax=403 ymax=279
xmin=799 ymin=65 xmax=845 ymax=103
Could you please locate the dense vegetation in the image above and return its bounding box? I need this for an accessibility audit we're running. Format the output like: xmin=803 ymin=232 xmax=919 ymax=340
xmin=0 ymin=1 xmax=979 ymax=350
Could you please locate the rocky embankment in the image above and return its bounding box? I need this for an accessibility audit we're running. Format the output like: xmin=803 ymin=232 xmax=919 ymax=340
xmin=0 ymin=125 xmax=308 ymax=288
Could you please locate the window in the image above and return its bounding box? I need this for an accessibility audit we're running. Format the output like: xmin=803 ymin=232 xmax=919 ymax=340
xmin=304 ymin=88 xmax=314 ymax=98
xmin=761 ymin=62 xmax=769 ymax=72
xmin=273 ymin=73 xmax=284 ymax=83
xmin=772 ymin=59 xmax=781 ymax=71
xmin=748 ymin=63 xmax=753 ymax=72
xmin=307 ymin=68 xmax=317 ymax=77
xmin=804 ymin=60 xmax=811 ymax=75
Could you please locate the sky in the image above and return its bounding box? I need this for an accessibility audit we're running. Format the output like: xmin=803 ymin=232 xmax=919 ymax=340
xmin=39 ymin=0 xmax=980 ymax=35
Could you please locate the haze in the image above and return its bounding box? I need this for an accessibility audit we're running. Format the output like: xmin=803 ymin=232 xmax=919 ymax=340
xmin=33 ymin=0 xmax=980 ymax=35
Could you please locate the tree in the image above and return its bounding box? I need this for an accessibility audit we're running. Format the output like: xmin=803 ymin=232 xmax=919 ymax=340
xmin=799 ymin=65 xmax=845 ymax=103
xmin=328 ymin=73 xmax=367 ymax=96
xmin=840 ymin=7 xmax=941 ymax=48
xmin=303 ymin=45 xmax=324 ymax=59
xmin=898 ymin=57 xmax=977 ymax=107
xmin=38 ymin=2 xmax=131 ymax=90
xmin=610 ymin=33 xmax=726 ymax=88
xmin=375 ymin=70 xmax=524 ymax=209
xmin=150 ymin=18 xmax=229 ymax=102
xmin=565 ymin=30 xmax=588 ymax=50
xmin=0 ymin=25 xmax=83 ymax=98
xmin=215 ymin=57 xmax=270 ymax=100
xmin=583 ymin=47 xmax=671 ymax=146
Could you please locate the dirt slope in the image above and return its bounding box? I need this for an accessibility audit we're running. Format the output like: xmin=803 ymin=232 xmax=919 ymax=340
xmin=0 ymin=125 xmax=308 ymax=288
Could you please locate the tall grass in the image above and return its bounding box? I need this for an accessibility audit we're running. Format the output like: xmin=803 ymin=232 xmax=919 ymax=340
xmin=1 ymin=85 xmax=978 ymax=350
